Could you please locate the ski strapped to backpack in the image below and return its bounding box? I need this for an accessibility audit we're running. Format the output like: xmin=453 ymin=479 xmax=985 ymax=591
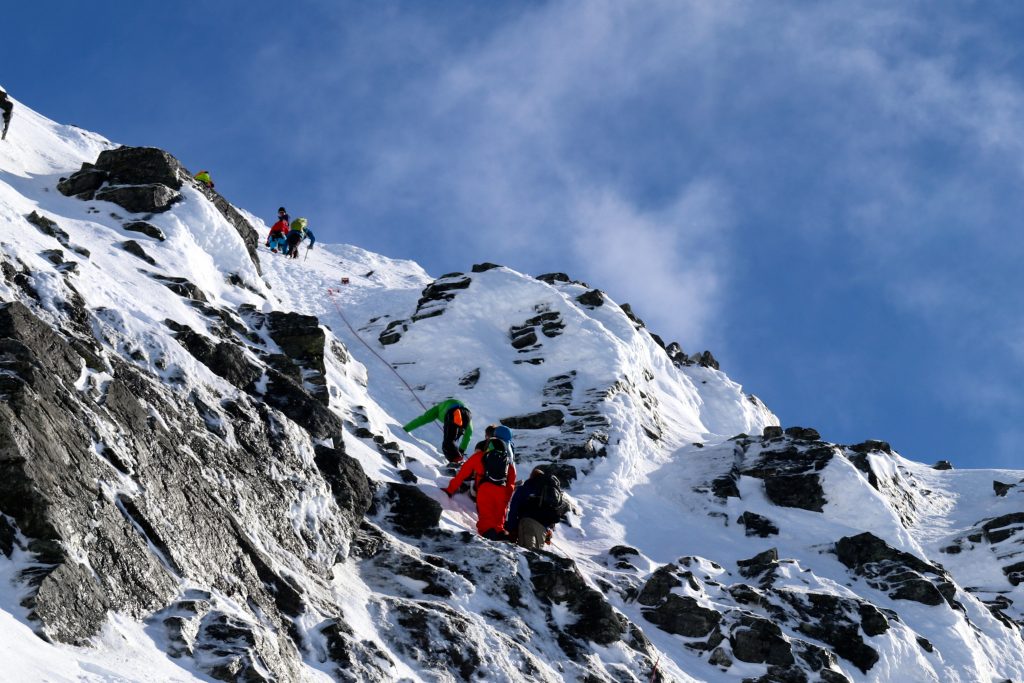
xmin=481 ymin=438 xmax=512 ymax=486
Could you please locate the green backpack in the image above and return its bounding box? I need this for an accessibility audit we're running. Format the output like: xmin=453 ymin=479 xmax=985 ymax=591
xmin=290 ymin=218 xmax=308 ymax=232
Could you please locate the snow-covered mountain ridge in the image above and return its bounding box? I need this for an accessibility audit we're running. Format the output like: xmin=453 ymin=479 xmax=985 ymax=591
xmin=3 ymin=97 xmax=1024 ymax=683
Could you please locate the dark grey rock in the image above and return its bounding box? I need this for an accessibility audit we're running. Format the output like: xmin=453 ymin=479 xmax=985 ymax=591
xmin=95 ymin=146 xmax=186 ymax=189
xmin=738 ymin=511 xmax=780 ymax=537
xmin=120 ymin=240 xmax=156 ymax=265
xmin=151 ymin=275 xmax=208 ymax=302
xmin=642 ymin=594 xmax=721 ymax=638
xmin=737 ymin=548 xmax=779 ymax=579
xmin=527 ymin=552 xmax=626 ymax=646
xmin=313 ymin=445 xmax=373 ymax=520
xmin=784 ymin=426 xmax=821 ymax=441
xmin=835 ymin=532 xmax=954 ymax=606
xmin=693 ymin=350 xmax=720 ymax=370
xmin=471 ymin=262 xmax=501 ymax=273
xmin=458 ymin=368 xmax=481 ymax=389
xmin=267 ymin=311 xmax=326 ymax=374
xmin=378 ymin=319 xmax=407 ymax=346
xmin=95 ymin=184 xmax=181 ymax=214
xmin=378 ymin=484 xmax=441 ymax=537
xmin=933 ymin=460 xmax=954 ymax=470
xmin=762 ymin=426 xmax=784 ymax=439
xmin=536 ymin=272 xmax=571 ymax=284
xmin=620 ymin=303 xmax=645 ymax=329
xmin=849 ymin=440 xmax=892 ymax=455
xmin=510 ymin=327 xmax=539 ymax=349
xmin=636 ymin=565 xmax=681 ymax=606
xmin=57 ymin=168 xmax=108 ymax=197
xmin=729 ymin=614 xmax=794 ymax=666
xmin=609 ymin=545 xmax=639 ymax=559
xmin=764 ymin=474 xmax=826 ymax=512
xmin=26 ymin=211 xmax=69 ymax=243
xmin=712 ymin=474 xmax=741 ymax=499
xmin=780 ymin=590 xmax=883 ymax=673
xmin=123 ymin=220 xmax=166 ymax=241
xmin=576 ymin=289 xmax=605 ymax=308
xmin=501 ymin=409 xmax=564 ymax=430
xmin=742 ymin=445 xmax=832 ymax=512
xmin=994 ymin=480 xmax=1014 ymax=497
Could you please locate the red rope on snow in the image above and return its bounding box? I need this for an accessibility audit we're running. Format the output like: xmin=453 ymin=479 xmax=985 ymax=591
xmin=325 ymin=287 xmax=434 ymax=418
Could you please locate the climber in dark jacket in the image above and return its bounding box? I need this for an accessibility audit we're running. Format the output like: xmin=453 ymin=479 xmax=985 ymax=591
xmin=506 ymin=468 xmax=567 ymax=550
xmin=0 ymin=86 xmax=13 ymax=141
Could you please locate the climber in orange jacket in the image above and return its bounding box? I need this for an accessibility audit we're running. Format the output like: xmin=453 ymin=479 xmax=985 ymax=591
xmin=443 ymin=437 xmax=516 ymax=540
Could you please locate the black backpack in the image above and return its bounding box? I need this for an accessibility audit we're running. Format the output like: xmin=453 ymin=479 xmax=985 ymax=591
xmin=529 ymin=474 xmax=569 ymax=526
xmin=481 ymin=439 xmax=511 ymax=486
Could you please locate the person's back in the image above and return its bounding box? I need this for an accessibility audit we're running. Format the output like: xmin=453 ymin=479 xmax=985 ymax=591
xmin=194 ymin=170 xmax=214 ymax=189
xmin=444 ymin=438 xmax=516 ymax=538
xmin=404 ymin=399 xmax=473 ymax=465
xmin=508 ymin=469 xmax=567 ymax=549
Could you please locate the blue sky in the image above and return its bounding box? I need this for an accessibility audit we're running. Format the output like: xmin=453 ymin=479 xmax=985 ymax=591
xmin=7 ymin=1 xmax=1024 ymax=468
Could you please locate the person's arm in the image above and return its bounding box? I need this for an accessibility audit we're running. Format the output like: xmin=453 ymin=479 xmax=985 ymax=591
xmin=459 ymin=420 xmax=474 ymax=452
xmin=306 ymin=229 xmax=315 ymax=247
xmin=506 ymin=482 xmax=527 ymax=530
xmin=403 ymin=404 xmax=439 ymax=432
xmin=444 ymin=452 xmax=481 ymax=495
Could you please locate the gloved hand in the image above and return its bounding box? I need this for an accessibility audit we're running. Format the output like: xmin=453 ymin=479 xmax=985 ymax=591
xmin=545 ymin=529 xmax=553 ymax=545
xmin=308 ymin=244 xmax=314 ymax=250
xmin=444 ymin=488 xmax=455 ymax=498
xmin=265 ymin=240 xmax=270 ymax=247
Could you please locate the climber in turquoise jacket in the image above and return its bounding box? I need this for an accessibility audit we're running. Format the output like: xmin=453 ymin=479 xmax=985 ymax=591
xmin=404 ymin=399 xmax=473 ymax=465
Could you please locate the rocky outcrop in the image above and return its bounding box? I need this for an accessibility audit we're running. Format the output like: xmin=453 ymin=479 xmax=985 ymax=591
xmin=501 ymin=409 xmax=565 ymax=430
xmin=741 ymin=442 xmax=833 ymax=512
xmin=95 ymin=183 xmax=181 ymax=213
xmin=835 ymin=533 xmax=956 ymax=606
xmin=0 ymin=299 xmax=371 ymax=679
xmin=57 ymin=146 xmax=261 ymax=273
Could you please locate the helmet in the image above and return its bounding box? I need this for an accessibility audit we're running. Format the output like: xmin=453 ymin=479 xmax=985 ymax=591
xmin=494 ymin=425 xmax=513 ymax=443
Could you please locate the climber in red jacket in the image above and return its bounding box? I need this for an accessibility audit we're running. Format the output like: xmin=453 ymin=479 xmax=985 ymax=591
xmin=444 ymin=437 xmax=516 ymax=540
xmin=266 ymin=207 xmax=290 ymax=253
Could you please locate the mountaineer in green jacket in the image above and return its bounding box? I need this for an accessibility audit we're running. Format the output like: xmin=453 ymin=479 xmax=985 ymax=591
xmin=404 ymin=399 xmax=473 ymax=465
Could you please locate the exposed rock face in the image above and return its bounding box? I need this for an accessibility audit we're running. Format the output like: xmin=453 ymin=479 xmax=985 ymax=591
xmin=120 ymin=240 xmax=156 ymax=265
xmin=95 ymin=183 xmax=181 ymax=213
xmin=738 ymin=511 xmax=780 ymax=537
xmin=527 ymin=552 xmax=628 ymax=647
xmin=0 ymin=299 xmax=372 ymax=679
xmin=377 ymin=483 xmax=442 ymax=537
xmin=94 ymin=146 xmax=186 ymax=188
xmin=741 ymin=442 xmax=833 ymax=512
xmin=835 ymin=533 xmax=956 ymax=606
xmin=123 ymin=220 xmax=166 ymax=241
xmin=501 ymin=409 xmax=565 ymax=430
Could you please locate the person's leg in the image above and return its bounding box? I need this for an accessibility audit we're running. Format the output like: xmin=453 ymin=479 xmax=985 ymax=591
xmin=441 ymin=411 xmax=463 ymax=463
xmin=518 ymin=518 xmax=546 ymax=549
xmin=476 ymin=484 xmax=508 ymax=536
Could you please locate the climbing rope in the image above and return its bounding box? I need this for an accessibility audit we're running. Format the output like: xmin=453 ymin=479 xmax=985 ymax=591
xmin=325 ymin=286 xmax=434 ymax=418
xmin=649 ymin=653 xmax=661 ymax=683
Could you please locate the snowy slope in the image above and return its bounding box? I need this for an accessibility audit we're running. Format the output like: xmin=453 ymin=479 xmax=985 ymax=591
xmin=4 ymin=96 xmax=1024 ymax=683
